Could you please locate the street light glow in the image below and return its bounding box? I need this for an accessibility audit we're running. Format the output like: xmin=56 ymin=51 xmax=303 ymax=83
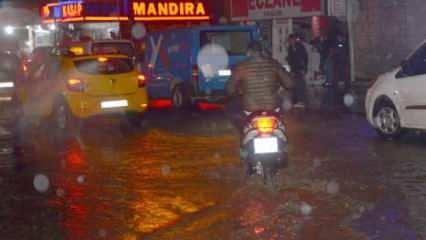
xmin=4 ymin=26 xmax=14 ymax=35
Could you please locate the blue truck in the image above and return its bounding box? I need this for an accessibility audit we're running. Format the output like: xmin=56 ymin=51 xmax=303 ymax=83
xmin=142 ymin=24 xmax=259 ymax=109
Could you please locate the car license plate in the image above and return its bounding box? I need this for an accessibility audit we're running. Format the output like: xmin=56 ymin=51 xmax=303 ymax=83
xmin=101 ymin=100 xmax=128 ymax=109
xmin=254 ymin=137 xmax=278 ymax=154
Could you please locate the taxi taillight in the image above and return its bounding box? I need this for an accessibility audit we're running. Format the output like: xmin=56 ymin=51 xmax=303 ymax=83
xmin=67 ymin=78 xmax=85 ymax=92
xmin=138 ymin=74 xmax=146 ymax=88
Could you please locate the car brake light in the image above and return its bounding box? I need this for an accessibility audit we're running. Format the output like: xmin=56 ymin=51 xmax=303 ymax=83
xmin=138 ymin=74 xmax=146 ymax=88
xmin=67 ymin=78 xmax=85 ymax=92
xmin=254 ymin=117 xmax=278 ymax=134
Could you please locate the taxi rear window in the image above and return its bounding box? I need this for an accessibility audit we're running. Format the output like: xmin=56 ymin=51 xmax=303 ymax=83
xmin=74 ymin=58 xmax=133 ymax=75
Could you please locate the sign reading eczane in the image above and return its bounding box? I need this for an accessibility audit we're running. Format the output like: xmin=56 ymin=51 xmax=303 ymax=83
xmin=132 ymin=1 xmax=210 ymax=20
xmin=248 ymin=0 xmax=322 ymax=19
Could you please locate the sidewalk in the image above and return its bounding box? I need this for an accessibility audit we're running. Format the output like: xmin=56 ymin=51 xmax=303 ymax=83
xmin=305 ymin=80 xmax=371 ymax=113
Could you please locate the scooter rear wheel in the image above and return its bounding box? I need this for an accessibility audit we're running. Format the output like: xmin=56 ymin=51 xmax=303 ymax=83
xmin=263 ymin=166 xmax=278 ymax=191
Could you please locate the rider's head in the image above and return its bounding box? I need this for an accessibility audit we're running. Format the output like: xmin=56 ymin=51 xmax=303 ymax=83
xmin=247 ymin=41 xmax=262 ymax=57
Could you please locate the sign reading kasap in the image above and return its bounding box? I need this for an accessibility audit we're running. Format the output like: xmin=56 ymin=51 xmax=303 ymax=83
xmin=132 ymin=1 xmax=210 ymax=20
xmin=62 ymin=3 xmax=83 ymax=18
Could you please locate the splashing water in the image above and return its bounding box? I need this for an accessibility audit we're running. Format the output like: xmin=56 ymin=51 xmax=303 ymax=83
xmin=326 ymin=180 xmax=340 ymax=195
xmin=33 ymin=174 xmax=50 ymax=193
xmin=197 ymin=44 xmax=229 ymax=80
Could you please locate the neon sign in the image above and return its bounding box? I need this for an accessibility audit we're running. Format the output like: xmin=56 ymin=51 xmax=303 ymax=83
xmin=62 ymin=3 xmax=83 ymax=18
xmin=42 ymin=5 xmax=50 ymax=18
xmin=41 ymin=0 xmax=210 ymax=23
xmin=132 ymin=1 xmax=210 ymax=21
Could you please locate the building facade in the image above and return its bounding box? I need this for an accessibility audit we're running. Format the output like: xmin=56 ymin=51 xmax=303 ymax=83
xmin=352 ymin=0 xmax=426 ymax=80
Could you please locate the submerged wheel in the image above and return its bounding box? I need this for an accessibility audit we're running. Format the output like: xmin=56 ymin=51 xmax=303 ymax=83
xmin=263 ymin=166 xmax=278 ymax=191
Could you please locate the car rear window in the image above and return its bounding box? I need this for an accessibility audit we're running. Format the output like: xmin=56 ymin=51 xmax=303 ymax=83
xmin=74 ymin=58 xmax=133 ymax=75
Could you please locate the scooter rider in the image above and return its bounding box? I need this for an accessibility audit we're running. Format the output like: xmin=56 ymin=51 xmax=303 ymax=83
xmin=225 ymin=41 xmax=294 ymax=128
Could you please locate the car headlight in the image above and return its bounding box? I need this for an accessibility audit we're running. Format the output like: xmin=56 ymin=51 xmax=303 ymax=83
xmin=0 ymin=96 xmax=12 ymax=102
xmin=0 ymin=82 xmax=14 ymax=88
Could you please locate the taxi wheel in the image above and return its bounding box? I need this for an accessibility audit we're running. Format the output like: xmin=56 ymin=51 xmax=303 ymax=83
xmin=126 ymin=113 xmax=145 ymax=128
xmin=51 ymin=102 xmax=81 ymax=138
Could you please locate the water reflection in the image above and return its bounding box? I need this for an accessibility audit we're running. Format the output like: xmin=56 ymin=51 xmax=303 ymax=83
xmin=41 ymin=127 xmax=238 ymax=239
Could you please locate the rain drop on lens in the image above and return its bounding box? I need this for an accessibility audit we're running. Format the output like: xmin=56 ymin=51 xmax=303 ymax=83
xmin=56 ymin=188 xmax=65 ymax=197
xmin=131 ymin=23 xmax=146 ymax=40
xmin=326 ymin=180 xmax=340 ymax=195
xmin=77 ymin=175 xmax=85 ymax=184
xmin=33 ymin=174 xmax=50 ymax=193
xmin=300 ymin=202 xmax=312 ymax=216
xmin=98 ymin=229 xmax=107 ymax=238
xmin=344 ymin=93 xmax=355 ymax=107
xmin=161 ymin=165 xmax=171 ymax=176
xmin=197 ymin=44 xmax=229 ymax=79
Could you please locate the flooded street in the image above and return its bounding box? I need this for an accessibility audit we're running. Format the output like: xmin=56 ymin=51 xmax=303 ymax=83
xmin=0 ymin=110 xmax=425 ymax=240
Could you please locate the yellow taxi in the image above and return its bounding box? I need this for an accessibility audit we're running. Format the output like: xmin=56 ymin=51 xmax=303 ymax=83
xmin=17 ymin=52 xmax=148 ymax=134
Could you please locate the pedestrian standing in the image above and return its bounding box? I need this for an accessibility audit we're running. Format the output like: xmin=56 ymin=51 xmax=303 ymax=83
xmin=334 ymin=34 xmax=350 ymax=91
xmin=311 ymin=31 xmax=331 ymax=76
xmin=286 ymin=34 xmax=308 ymax=108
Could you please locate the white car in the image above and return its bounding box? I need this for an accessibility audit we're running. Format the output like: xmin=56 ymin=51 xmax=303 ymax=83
xmin=366 ymin=41 xmax=426 ymax=139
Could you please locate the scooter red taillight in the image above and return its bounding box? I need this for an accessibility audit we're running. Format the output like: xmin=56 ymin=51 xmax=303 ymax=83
xmin=254 ymin=117 xmax=278 ymax=134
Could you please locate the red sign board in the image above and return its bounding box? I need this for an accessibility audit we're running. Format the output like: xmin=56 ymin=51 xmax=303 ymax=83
xmin=231 ymin=0 xmax=323 ymax=20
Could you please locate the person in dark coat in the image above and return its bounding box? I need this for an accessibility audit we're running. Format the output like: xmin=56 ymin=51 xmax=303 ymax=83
xmin=286 ymin=34 xmax=308 ymax=108
xmin=225 ymin=41 xmax=294 ymax=128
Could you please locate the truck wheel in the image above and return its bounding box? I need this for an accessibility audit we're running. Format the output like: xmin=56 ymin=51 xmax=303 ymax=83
xmin=374 ymin=102 xmax=404 ymax=140
xmin=171 ymin=85 xmax=189 ymax=110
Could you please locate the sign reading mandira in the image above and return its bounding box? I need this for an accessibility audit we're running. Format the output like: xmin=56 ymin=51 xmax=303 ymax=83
xmin=133 ymin=1 xmax=210 ymax=21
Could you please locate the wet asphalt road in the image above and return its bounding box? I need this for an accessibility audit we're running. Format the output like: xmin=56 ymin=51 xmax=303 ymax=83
xmin=0 ymin=109 xmax=425 ymax=240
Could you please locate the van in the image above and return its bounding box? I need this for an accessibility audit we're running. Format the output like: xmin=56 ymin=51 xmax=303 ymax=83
xmin=143 ymin=25 xmax=259 ymax=109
